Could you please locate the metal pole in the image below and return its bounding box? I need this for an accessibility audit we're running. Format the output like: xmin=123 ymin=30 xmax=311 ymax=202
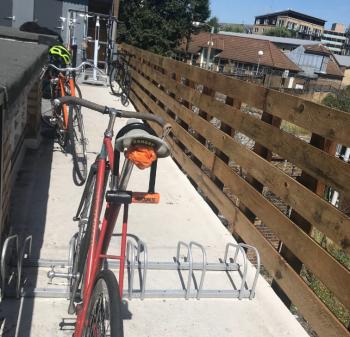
xmin=111 ymin=0 xmax=120 ymax=57
xmin=206 ymin=26 xmax=214 ymax=70
xmin=256 ymin=57 xmax=260 ymax=75
xmin=93 ymin=16 xmax=100 ymax=81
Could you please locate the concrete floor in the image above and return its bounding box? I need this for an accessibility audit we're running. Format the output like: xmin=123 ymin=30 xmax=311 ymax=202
xmin=1 ymin=84 xmax=309 ymax=337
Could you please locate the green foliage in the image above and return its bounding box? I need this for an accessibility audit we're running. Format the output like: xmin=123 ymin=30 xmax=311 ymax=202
xmin=117 ymin=0 xmax=210 ymax=55
xmin=264 ymin=27 xmax=296 ymax=38
xmin=207 ymin=16 xmax=220 ymax=33
xmin=322 ymin=86 xmax=350 ymax=112
xmin=221 ymin=24 xmax=244 ymax=33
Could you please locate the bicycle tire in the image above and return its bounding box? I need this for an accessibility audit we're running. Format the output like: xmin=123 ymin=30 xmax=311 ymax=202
xmin=68 ymin=105 xmax=87 ymax=184
xmin=82 ymin=269 xmax=124 ymax=337
xmin=75 ymin=81 xmax=82 ymax=99
xmin=68 ymin=169 xmax=97 ymax=313
xmin=69 ymin=164 xmax=110 ymax=313
xmin=109 ymin=63 xmax=123 ymax=96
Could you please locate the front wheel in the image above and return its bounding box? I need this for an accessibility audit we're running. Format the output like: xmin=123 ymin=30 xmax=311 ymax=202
xmin=82 ymin=270 xmax=124 ymax=337
xmin=68 ymin=105 xmax=87 ymax=184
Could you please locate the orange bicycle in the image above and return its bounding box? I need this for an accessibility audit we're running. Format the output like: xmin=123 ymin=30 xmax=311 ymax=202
xmin=41 ymin=62 xmax=100 ymax=184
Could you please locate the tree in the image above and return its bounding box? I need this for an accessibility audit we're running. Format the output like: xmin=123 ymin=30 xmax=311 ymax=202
xmin=322 ymin=86 xmax=350 ymax=112
xmin=207 ymin=16 xmax=220 ymax=33
xmin=264 ymin=27 xmax=296 ymax=38
xmin=221 ymin=24 xmax=244 ymax=33
xmin=117 ymin=0 xmax=210 ymax=55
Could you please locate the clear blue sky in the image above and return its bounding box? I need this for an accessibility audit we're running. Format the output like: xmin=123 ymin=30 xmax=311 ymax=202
xmin=210 ymin=0 xmax=350 ymax=29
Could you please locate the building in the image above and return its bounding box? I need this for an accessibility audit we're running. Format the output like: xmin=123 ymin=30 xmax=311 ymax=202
xmin=0 ymin=27 xmax=48 ymax=244
xmin=286 ymin=44 xmax=344 ymax=89
xmin=321 ymin=23 xmax=347 ymax=55
xmin=218 ymin=31 xmax=320 ymax=52
xmin=0 ymin=0 xmax=114 ymax=64
xmin=342 ymin=26 xmax=350 ymax=56
xmin=176 ymin=32 xmax=301 ymax=88
xmin=0 ymin=0 xmax=88 ymax=37
xmin=253 ymin=10 xmax=325 ymax=40
xmin=335 ymin=54 xmax=350 ymax=87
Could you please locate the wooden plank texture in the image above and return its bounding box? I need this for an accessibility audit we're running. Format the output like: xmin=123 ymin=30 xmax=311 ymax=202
xmin=130 ymin=77 xmax=350 ymax=310
xmin=122 ymin=43 xmax=350 ymax=147
xmin=128 ymin=61 xmax=350 ymax=253
xmin=129 ymin=90 xmax=350 ymax=337
xmin=129 ymin=57 xmax=350 ymax=197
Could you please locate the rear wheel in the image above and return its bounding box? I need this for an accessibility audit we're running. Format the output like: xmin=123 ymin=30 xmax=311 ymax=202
xmin=82 ymin=270 xmax=124 ymax=337
xmin=68 ymin=105 xmax=87 ymax=184
xmin=110 ymin=63 xmax=123 ymax=96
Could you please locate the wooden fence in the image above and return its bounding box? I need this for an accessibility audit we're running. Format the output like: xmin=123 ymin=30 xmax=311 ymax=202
xmin=120 ymin=43 xmax=350 ymax=337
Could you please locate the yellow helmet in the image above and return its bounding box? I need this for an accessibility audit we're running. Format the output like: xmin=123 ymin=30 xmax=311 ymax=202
xmin=48 ymin=45 xmax=71 ymax=65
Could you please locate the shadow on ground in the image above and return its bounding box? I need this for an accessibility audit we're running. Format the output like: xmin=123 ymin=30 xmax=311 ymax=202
xmin=0 ymin=132 xmax=54 ymax=337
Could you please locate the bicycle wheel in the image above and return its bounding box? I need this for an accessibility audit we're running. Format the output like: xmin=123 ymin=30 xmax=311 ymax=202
xmin=75 ymin=81 xmax=82 ymax=99
xmin=82 ymin=270 xmax=124 ymax=337
xmin=69 ymin=164 xmax=110 ymax=314
xmin=120 ymin=71 xmax=131 ymax=107
xmin=68 ymin=168 xmax=96 ymax=314
xmin=109 ymin=64 xmax=123 ymax=96
xmin=68 ymin=105 xmax=87 ymax=183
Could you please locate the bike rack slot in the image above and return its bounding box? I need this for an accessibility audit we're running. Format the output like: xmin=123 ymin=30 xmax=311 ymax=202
xmin=1 ymin=234 xmax=33 ymax=299
xmin=188 ymin=242 xmax=207 ymax=299
xmin=32 ymin=239 xmax=260 ymax=301
xmin=17 ymin=235 xmax=32 ymax=298
xmin=176 ymin=241 xmax=193 ymax=300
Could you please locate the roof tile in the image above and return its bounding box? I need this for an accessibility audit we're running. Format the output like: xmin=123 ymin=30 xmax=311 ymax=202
xmin=180 ymin=32 xmax=300 ymax=72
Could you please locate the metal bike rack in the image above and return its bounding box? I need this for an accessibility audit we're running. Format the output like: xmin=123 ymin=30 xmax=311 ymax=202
xmin=123 ymin=240 xmax=260 ymax=300
xmin=1 ymin=234 xmax=32 ymax=298
xmin=21 ymin=236 xmax=260 ymax=301
xmin=66 ymin=9 xmax=115 ymax=86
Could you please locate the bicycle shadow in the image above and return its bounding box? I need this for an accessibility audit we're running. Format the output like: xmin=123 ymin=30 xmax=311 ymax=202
xmin=0 ymin=135 xmax=54 ymax=337
xmin=58 ymin=301 xmax=132 ymax=333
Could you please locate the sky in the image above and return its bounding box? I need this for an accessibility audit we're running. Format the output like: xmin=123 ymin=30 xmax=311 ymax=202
xmin=210 ymin=0 xmax=350 ymax=29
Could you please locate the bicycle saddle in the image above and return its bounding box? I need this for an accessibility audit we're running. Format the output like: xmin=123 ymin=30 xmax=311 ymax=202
xmin=115 ymin=120 xmax=170 ymax=158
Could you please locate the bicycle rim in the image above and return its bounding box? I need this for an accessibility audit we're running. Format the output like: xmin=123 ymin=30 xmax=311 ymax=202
xmin=69 ymin=105 xmax=87 ymax=183
xmin=82 ymin=270 xmax=124 ymax=337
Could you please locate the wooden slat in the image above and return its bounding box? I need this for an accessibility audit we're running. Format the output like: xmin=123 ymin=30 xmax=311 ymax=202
xmin=128 ymin=63 xmax=350 ymax=253
xmin=129 ymin=57 xmax=350 ymax=197
xmin=130 ymin=78 xmax=350 ymax=310
xmin=130 ymin=89 xmax=349 ymax=337
xmin=122 ymin=43 xmax=350 ymax=148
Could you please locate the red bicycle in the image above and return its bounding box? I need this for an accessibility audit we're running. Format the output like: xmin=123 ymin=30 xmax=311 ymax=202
xmin=53 ymin=96 xmax=170 ymax=337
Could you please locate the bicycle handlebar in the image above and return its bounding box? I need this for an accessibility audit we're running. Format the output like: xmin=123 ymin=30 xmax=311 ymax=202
xmin=54 ymin=96 xmax=167 ymax=127
xmin=45 ymin=61 xmax=104 ymax=75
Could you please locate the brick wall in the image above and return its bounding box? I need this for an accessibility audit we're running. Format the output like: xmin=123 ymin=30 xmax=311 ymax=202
xmin=0 ymin=77 xmax=42 ymax=244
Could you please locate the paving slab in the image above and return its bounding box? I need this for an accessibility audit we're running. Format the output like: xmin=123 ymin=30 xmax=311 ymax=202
xmin=1 ymin=84 xmax=309 ymax=337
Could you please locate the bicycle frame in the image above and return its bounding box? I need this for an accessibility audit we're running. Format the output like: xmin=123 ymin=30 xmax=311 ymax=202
xmin=74 ymin=116 xmax=161 ymax=336
xmin=58 ymin=74 xmax=76 ymax=129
